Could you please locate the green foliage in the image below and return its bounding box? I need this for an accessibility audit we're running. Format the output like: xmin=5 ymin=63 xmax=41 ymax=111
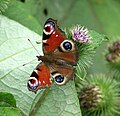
xmin=0 ymin=92 xmax=16 ymax=107
xmin=0 ymin=0 xmax=10 ymax=14
xmin=0 ymin=92 xmax=22 ymax=116
xmin=0 ymin=107 xmax=22 ymax=116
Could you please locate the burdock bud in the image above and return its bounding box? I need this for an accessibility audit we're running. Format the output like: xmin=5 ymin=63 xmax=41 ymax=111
xmin=79 ymin=85 xmax=102 ymax=109
xmin=106 ymin=41 xmax=120 ymax=62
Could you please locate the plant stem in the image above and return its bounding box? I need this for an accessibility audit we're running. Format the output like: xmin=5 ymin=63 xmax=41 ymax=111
xmin=29 ymin=87 xmax=50 ymax=116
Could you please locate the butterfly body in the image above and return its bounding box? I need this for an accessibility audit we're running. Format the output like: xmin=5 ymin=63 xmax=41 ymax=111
xmin=27 ymin=18 xmax=79 ymax=93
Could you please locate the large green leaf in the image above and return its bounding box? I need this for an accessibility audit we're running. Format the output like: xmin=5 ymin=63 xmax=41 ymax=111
xmin=0 ymin=15 xmax=81 ymax=116
xmin=0 ymin=15 xmax=41 ymax=115
xmin=32 ymin=82 xmax=81 ymax=116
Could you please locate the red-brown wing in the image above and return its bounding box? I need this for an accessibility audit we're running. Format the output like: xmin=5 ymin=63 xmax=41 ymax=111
xmin=42 ymin=18 xmax=79 ymax=65
xmin=28 ymin=18 xmax=79 ymax=93
xmin=42 ymin=18 xmax=65 ymax=54
xmin=27 ymin=63 xmax=52 ymax=93
xmin=51 ymin=40 xmax=79 ymax=66
xmin=27 ymin=62 xmax=74 ymax=93
xmin=50 ymin=63 xmax=74 ymax=85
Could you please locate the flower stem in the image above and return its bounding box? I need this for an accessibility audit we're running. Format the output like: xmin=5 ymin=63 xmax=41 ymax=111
xmin=29 ymin=87 xmax=50 ymax=116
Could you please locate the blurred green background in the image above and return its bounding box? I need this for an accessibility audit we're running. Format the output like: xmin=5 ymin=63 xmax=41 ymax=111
xmin=3 ymin=0 xmax=120 ymax=74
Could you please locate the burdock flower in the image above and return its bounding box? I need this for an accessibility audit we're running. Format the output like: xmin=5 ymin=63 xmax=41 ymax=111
xmin=70 ymin=25 xmax=91 ymax=43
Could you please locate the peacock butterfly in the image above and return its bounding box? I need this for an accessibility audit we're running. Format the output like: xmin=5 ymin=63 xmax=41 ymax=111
xmin=27 ymin=18 xmax=79 ymax=93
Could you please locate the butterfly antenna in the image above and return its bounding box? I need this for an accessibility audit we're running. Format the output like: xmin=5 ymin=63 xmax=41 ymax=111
xmin=28 ymin=39 xmax=41 ymax=56
xmin=23 ymin=58 xmax=37 ymax=66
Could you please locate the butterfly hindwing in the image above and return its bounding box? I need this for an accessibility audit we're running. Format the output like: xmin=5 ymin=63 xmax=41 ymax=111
xmin=50 ymin=63 xmax=74 ymax=85
xmin=27 ymin=63 xmax=52 ymax=93
xmin=27 ymin=62 xmax=74 ymax=93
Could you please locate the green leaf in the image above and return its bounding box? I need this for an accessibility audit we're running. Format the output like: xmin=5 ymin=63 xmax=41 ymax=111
xmin=0 ymin=92 xmax=16 ymax=107
xmin=0 ymin=15 xmax=81 ymax=116
xmin=89 ymin=30 xmax=107 ymax=48
xmin=0 ymin=92 xmax=23 ymax=115
xmin=0 ymin=107 xmax=22 ymax=116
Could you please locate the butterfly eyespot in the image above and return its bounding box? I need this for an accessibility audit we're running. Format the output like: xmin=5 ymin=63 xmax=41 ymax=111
xmin=52 ymin=73 xmax=66 ymax=85
xmin=27 ymin=77 xmax=38 ymax=91
xmin=43 ymin=21 xmax=55 ymax=35
xmin=60 ymin=40 xmax=75 ymax=52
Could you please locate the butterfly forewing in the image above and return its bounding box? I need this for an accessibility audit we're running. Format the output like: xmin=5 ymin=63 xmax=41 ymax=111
xmin=42 ymin=18 xmax=66 ymax=54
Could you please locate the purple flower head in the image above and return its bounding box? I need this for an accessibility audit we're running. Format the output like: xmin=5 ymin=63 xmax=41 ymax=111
xmin=70 ymin=25 xmax=91 ymax=43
